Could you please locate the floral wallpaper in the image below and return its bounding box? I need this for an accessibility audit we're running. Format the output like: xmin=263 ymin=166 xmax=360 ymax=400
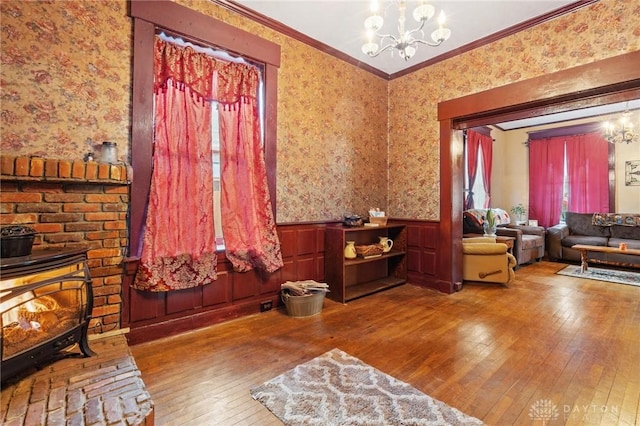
xmin=1 ymin=0 xmax=388 ymax=224
xmin=170 ymin=0 xmax=391 ymax=223
xmin=389 ymin=0 xmax=640 ymax=220
xmin=0 ymin=1 xmax=132 ymax=162
xmin=2 ymin=0 xmax=639 ymax=223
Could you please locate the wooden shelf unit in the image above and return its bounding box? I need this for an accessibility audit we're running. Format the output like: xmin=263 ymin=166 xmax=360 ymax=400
xmin=325 ymin=224 xmax=407 ymax=303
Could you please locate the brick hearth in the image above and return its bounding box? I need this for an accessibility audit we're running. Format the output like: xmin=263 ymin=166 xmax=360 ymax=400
xmin=0 ymin=335 xmax=153 ymax=426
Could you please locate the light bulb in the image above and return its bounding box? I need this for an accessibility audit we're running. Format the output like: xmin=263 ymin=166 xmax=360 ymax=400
xmin=431 ymin=27 xmax=451 ymax=43
xmin=399 ymin=45 xmax=416 ymax=60
xmin=369 ymin=0 xmax=379 ymax=14
xmin=413 ymin=4 xmax=434 ymax=22
xmin=438 ymin=10 xmax=446 ymax=27
xmin=364 ymin=15 xmax=383 ymax=31
xmin=362 ymin=42 xmax=379 ymax=56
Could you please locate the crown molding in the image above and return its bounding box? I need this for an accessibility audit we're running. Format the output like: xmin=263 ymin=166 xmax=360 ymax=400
xmin=213 ymin=0 xmax=598 ymax=80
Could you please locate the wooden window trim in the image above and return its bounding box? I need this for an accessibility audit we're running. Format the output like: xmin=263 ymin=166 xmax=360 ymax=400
xmin=128 ymin=0 xmax=281 ymax=257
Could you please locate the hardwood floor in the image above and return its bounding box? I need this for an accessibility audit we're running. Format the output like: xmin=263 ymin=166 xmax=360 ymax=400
xmin=130 ymin=261 xmax=640 ymax=425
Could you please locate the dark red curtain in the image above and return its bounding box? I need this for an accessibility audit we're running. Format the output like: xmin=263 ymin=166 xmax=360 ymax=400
xmin=465 ymin=129 xmax=493 ymax=209
xmin=565 ymin=132 xmax=609 ymax=213
xmin=528 ymin=137 xmax=565 ymax=228
xmin=478 ymin=135 xmax=493 ymax=208
xmin=464 ymin=130 xmax=481 ymax=210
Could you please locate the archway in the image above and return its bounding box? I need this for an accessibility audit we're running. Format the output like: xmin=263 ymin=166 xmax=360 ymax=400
xmin=437 ymin=51 xmax=640 ymax=293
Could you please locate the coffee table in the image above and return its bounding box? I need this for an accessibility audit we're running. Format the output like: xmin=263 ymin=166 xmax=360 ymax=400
xmin=571 ymin=244 xmax=640 ymax=273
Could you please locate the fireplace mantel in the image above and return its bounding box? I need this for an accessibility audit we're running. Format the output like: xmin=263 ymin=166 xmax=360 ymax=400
xmin=0 ymin=155 xmax=130 ymax=184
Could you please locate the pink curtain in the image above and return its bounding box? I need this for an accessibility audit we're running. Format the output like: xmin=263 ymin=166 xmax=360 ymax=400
xmin=133 ymin=84 xmax=217 ymax=291
xmin=528 ymin=137 xmax=565 ymax=228
xmin=478 ymin=134 xmax=493 ymax=208
xmin=565 ymin=132 xmax=609 ymax=213
xmin=464 ymin=130 xmax=481 ymax=210
xmin=219 ymin=100 xmax=283 ymax=272
xmin=134 ymin=37 xmax=282 ymax=291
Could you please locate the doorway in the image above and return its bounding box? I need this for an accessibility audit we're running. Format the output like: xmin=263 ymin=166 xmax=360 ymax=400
xmin=437 ymin=51 xmax=640 ymax=293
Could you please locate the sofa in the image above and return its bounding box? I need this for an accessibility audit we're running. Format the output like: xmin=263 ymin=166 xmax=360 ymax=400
xmin=547 ymin=212 xmax=640 ymax=265
xmin=463 ymin=209 xmax=546 ymax=267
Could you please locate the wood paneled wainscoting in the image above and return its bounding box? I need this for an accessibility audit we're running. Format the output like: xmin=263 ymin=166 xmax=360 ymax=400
xmin=123 ymin=220 xmax=444 ymax=344
xmin=123 ymin=223 xmax=327 ymax=344
xmin=404 ymin=219 xmax=445 ymax=292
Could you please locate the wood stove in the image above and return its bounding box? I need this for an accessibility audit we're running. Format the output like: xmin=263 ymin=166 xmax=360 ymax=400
xmin=1 ymin=248 xmax=95 ymax=383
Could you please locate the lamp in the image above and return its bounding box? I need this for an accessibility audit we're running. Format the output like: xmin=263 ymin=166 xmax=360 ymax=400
xmin=603 ymin=106 xmax=638 ymax=144
xmin=361 ymin=0 xmax=450 ymax=60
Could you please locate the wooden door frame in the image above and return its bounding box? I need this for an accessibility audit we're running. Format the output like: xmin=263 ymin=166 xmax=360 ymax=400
xmin=437 ymin=51 xmax=640 ymax=293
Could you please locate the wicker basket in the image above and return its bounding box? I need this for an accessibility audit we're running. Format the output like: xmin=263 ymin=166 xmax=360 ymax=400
xmin=281 ymin=291 xmax=325 ymax=317
xmin=368 ymin=216 xmax=388 ymax=226
xmin=355 ymin=244 xmax=384 ymax=258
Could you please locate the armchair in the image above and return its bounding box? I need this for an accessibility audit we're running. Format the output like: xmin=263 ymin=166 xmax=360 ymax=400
xmin=462 ymin=237 xmax=516 ymax=285
xmin=463 ymin=209 xmax=546 ymax=267
xmin=496 ymin=224 xmax=546 ymax=266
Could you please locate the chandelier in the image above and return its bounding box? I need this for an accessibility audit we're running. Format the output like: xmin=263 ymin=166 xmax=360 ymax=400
xmin=603 ymin=106 xmax=638 ymax=144
xmin=361 ymin=0 xmax=451 ymax=60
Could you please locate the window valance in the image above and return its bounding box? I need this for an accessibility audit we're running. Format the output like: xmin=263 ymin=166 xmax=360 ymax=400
xmin=153 ymin=37 xmax=259 ymax=105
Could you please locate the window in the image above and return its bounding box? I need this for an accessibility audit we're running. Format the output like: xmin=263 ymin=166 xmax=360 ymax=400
xmin=155 ymin=33 xmax=266 ymax=250
xmin=463 ymin=128 xmax=492 ymax=210
xmin=528 ymin=130 xmax=610 ymax=228
xmin=129 ymin=1 xmax=280 ymax=258
xmin=464 ymin=145 xmax=487 ymax=209
xmin=211 ymin=104 xmax=223 ymax=247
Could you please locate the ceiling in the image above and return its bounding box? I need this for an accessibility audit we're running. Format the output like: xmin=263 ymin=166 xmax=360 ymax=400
xmin=232 ymin=0 xmax=637 ymax=129
xmin=495 ymin=99 xmax=640 ymax=131
xmin=234 ymin=0 xmax=577 ymax=75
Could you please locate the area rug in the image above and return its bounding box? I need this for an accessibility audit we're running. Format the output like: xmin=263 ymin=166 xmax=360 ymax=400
xmin=556 ymin=265 xmax=640 ymax=287
xmin=251 ymin=348 xmax=484 ymax=425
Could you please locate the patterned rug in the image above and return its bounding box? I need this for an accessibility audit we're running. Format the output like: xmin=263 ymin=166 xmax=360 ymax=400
xmin=251 ymin=348 xmax=484 ymax=426
xmin=556 ymin=265 xmax=640 ymax=287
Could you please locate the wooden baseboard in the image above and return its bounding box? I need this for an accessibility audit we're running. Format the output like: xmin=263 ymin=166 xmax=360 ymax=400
xmin=88 ymin=327 xmax=131 ymax=341
xmin=124 ymin=300 xmax=278 ymax=345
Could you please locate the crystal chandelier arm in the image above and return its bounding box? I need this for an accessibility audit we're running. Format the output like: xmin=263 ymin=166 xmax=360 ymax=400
xmin=411 ymin=37 xmax=445 ymax=47
xmin=403 ymin=19 xmax=437 ymax=47
xmin=404 ymin=18 xmax=427 ymax=41
xmin=372 ymin=31 xmax=400 ymax=43
xmin=365 ymin=41 xmax=402 ymax=58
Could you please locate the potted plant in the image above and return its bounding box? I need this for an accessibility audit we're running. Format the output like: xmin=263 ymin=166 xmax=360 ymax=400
xmin=483 ymin=209 xmax=497 ymax=237
xmin=511 ymin=203 xmax=527 ymax=225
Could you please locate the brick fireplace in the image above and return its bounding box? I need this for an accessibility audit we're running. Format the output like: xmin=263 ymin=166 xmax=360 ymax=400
xmin=0 ymin=155 xmax=129 ymax=334
xmin=0 ymin=156 xmax=155 ymax=425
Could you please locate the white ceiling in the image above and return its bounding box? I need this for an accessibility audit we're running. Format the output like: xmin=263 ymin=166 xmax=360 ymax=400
xmin=233 ymin=0 xmax=637 ymax=129
xmin=235 ymin=0 xmax=576 ymax=75
xmin=496 ymin=99 xmax=640 ymax=131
